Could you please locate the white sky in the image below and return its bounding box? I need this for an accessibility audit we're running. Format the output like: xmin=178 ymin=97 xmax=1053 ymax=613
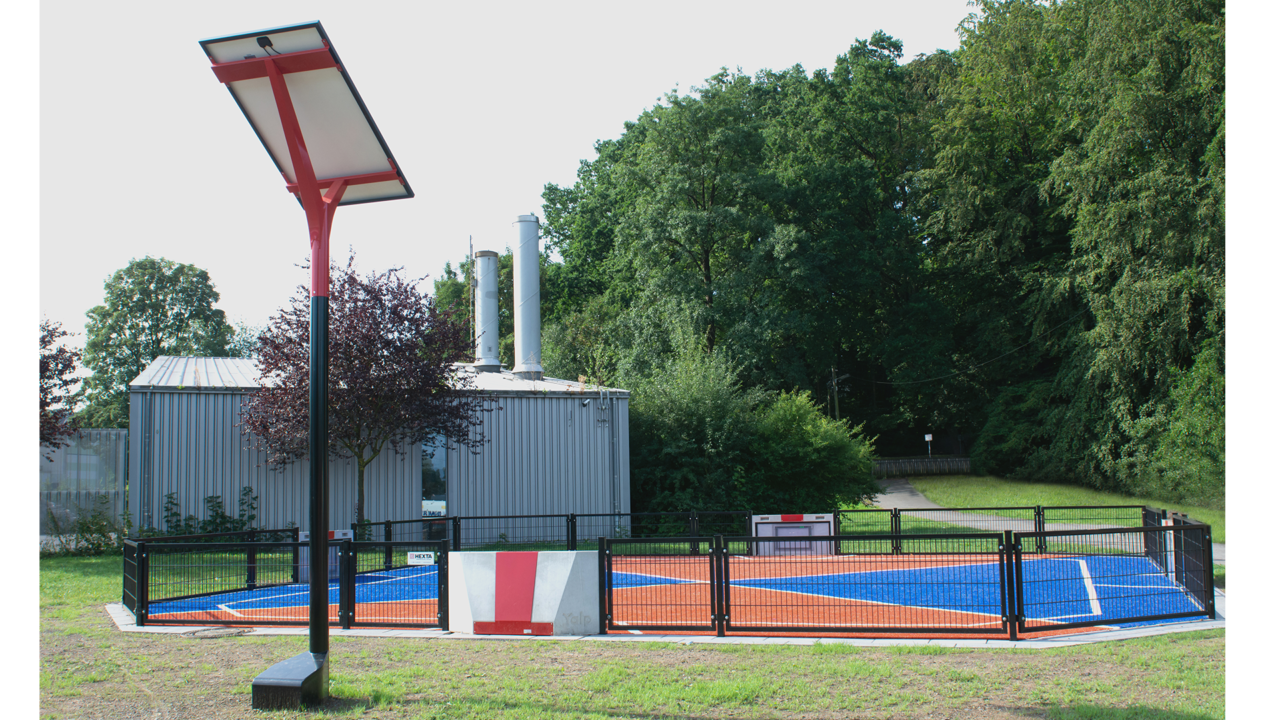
xmin=38 ymin=0 xmax=976 ymax=346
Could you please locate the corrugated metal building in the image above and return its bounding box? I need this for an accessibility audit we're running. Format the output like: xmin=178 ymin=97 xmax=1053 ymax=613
xmin=446 ymin=365 xmax=630 ymax=518
xmin=39 ymin=429 xmax=129 ymax=535
xmin=128 ymin=356 xmax=630 ymax=534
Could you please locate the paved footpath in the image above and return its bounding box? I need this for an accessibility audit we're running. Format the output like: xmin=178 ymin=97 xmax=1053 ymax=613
xmin=873 ymin=477 xmax=1225 ymax=565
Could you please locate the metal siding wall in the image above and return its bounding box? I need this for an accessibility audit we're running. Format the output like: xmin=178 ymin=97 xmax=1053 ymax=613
xmin=38 ymin=429 xmax=130 ymax=535
xmin=616 ymin=398 xmax=631 ymax=514
xmin=448 ymin=394 xmax=626 ymax=532
xmin=130 ymin=389 xmax=418 ymax=533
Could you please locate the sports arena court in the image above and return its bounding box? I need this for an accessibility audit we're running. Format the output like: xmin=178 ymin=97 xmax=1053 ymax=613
xmin=125 ymin=506 xmax=1215 ymax=642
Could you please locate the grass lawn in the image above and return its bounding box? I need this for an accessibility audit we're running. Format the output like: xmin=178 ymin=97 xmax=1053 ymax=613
xmin=40 ymin=555 xmax=1226 ymax=719
xmin=902 ymin=475 xmax=1227 ymax=545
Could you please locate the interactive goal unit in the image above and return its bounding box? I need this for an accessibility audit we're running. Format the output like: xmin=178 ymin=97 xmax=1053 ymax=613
xmin=751 ymin=514 xmax=834 ymax=556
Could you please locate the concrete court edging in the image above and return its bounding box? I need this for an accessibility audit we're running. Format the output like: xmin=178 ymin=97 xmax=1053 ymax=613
xmin=103 ymin=587 xmax=1224 ymax=650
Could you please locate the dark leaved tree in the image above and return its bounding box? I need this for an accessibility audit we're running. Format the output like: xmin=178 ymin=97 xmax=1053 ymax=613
xmin=40 ymin=320 xmax=82 ymax=459
xmin=240 ymin=257 xmax=481 ymax=528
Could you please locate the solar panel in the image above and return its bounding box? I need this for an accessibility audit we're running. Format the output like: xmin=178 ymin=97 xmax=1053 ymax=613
xmin=199 ymin=21 xmax=412 ymax=206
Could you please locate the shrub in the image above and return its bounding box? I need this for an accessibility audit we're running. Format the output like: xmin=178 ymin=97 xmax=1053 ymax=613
xmin=743 ymin=390 xmax=878 ymax=512
xmin=628 ymin=349 xmax=878 ymax=514
xmin=42 ymin=495 xmax=125 ymax=556
xmin=160 ymin=486 xmax=261 ymax=537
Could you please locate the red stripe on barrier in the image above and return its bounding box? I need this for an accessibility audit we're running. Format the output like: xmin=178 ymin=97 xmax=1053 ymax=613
xmin=480 ymin=551 xmax=540 ymax=636
xmin=781 ymin=514 xmax=804 ymax=522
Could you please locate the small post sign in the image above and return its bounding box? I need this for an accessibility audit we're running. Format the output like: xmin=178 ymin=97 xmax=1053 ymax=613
xmin=407 ymin=551 xmax=437 ymax=566
xmin=925 ymin=433 xmax=933 ymax=458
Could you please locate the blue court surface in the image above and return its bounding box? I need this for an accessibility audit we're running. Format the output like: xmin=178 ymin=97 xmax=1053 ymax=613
xmin=148 ymin=566 xmax=439 ymax=621
xmin=614 ymin=554 xmax=1209 ymax=631
xmin=148 ymin=554 xmax=1208 ymax=632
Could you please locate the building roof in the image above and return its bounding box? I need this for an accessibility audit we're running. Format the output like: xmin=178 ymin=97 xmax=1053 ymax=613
xmin=130 ymin=356 xmax=259 ymax=390
xmin=455 ymin=364 xmax=629 ymax=397
xmin=129 ymin=356 xmax=629 ymax=397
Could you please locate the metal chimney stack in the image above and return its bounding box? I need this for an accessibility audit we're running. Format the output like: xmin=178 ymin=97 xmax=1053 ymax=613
xmin=513 ymin=214 xmax=543 ymax=380
xmin=473 ymin=250 xmax=501 ymax=371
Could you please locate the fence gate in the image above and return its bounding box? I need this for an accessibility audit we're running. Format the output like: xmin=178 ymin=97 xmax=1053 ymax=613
xmin=602 ymin=537 xmax=720 ymax=634
xmin=340 ymin=540 xmax=449 ymax=629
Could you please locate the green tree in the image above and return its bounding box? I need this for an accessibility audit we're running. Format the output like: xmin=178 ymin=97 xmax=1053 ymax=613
xmin=528 ymin=4 xmax=1224 ymax=503
xmin=79 ymin=257 xmax=235 ymax=427
xmin=540 ymin=38 xmax=957 ymax=453
xmin=227 ymin=321 xmax=264 ymax=359
xmin=1042 ymin=0 xmax=1225 ymax=492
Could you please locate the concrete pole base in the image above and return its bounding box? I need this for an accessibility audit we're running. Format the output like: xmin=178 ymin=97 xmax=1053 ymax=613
xmin=251 ymin=651 xmax=329 ymax=709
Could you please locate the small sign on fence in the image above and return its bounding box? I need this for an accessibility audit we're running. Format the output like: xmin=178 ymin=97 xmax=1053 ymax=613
xmin=407 ymin=551 xmax=436 ymax=566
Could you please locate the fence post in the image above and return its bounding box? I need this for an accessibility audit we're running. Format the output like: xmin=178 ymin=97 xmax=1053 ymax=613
xmin=689 ymin=512 xmax=699 ymax=556
xmin=713 ymin=534 xmax=725 ymax=637
xmin=1034 ymin=507 xmax=1046 ymax=553
xmin=438 ymin=541 xmax=449 ymax=631
xmin=122 ymin=542 xmax=133 ymax=609
xmin=136 ymin=541 xmax=148 ymax=627
xmin=384 ymin=521 xmax=393 ymax=572
xmin=567 ymin=514 xmax=577 ymax=551
xmin=246 ymin=529 xmax=257 ymax=590
xmin=452 ymin=516 xmax=462 ymax=551
xmin=1004 ymin=530 xmax=1018 ymax=641
xmin=291 ymin=527 xmax=300 ymax=584
xmin=891 ymin=509 xmax=902 ymax=554
xmin=339 ymin=539 xmax=353 ymax=629
xmin=1202 ymin=526 xmax=1216 ymax=619
xmin=597 ymin=538 xmax=609 ymax=635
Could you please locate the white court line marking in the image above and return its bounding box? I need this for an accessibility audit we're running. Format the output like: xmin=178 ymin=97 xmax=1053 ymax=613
xmin=1078 ymin=559 xmax=1102 ymax=616
xmin=613 ymin=571 xmax=709 ymax=584
xmin=613 ymin=621 xmax=645 ymax=635
xmin=217 ymin=604 xmax=243 ymax=618
xmin=1095 ymin=584 xmax=1174 ymax=589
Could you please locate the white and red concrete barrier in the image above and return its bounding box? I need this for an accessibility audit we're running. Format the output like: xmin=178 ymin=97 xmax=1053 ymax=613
xmin=447 ymin=551 xmax=600 ymax=636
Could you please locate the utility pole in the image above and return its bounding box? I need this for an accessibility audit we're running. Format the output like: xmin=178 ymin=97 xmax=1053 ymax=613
xmin=828 ymin=367 xmax=849 ymax=421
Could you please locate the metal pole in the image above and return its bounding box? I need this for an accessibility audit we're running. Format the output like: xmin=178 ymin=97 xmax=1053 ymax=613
xmin=832 ymin=368 xmax=839 ymax=421
xmin=308 ymin=294 xmax=329 ymax=655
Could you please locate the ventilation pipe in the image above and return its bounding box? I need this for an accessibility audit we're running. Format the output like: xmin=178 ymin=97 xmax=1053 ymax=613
xmin=473 ymin=250 xmax=501 ymax=371
xmin=513 ymin=214 xmax=543 ymax=380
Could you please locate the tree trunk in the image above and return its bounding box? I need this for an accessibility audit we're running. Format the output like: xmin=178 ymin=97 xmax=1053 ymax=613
xmin=356 ymin=458 xmax=367 ymax=529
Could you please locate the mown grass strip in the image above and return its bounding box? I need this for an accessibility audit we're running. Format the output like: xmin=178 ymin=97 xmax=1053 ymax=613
xmin=41 ymin=555 xmax=1226 ymax=719
xmin=906 ymin=475 xmax=1226 ymax=544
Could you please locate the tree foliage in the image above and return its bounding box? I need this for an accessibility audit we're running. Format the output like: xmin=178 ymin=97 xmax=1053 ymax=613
xmin=436 ymin=0 xmax=1225 ymax=509
xmin=80 ymin=257 xmax=236 ymax=428
xmin=40 ymin=319 xmax=81 ymax=458
xmin=241 ymin=257 xmax=481 ymax=527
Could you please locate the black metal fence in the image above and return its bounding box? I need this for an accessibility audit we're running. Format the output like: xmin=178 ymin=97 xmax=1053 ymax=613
xmin=1013 ymin=523 xmax=1215 ymax=635
xmin=834 ymin=505 xmax=1153 ymax=553
xmin=353 ymin=506 xmax=1161 ymax=554
xmin=874 ymin=456 xmax=971 ymax=477
xmin=123 ymin=505 xmax=1214 ymax=640
xmin=357 ymin=511 xmax=753 ymax=553
xmin=123 ymin=534 xmax=448 ymax=630
xmin=602 ymin=521 xmax=1214 ymax=639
